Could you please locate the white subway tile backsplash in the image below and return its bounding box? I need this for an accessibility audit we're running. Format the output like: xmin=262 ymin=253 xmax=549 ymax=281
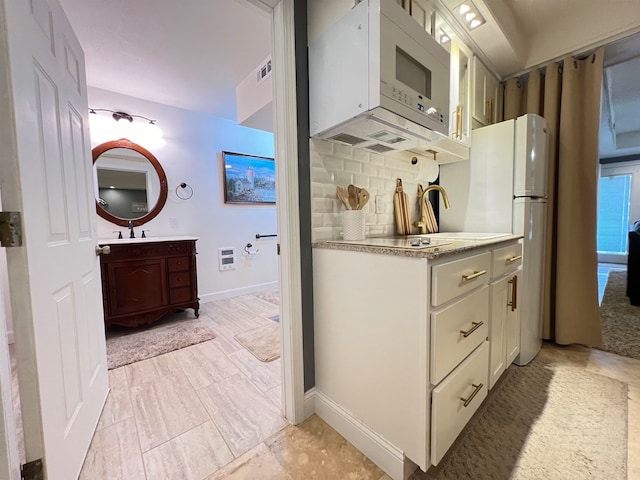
xmin=309 ymin=138 xmax=440 ymax=242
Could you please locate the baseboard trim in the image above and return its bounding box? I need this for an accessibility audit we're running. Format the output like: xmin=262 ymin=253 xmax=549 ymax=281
xmin=199 ymin=281 xmax=279 ymax=303
xmin=314 ymin=390 xmax=415 ymax=480
xmin=303 ymin=387 xmax=316 ymax=420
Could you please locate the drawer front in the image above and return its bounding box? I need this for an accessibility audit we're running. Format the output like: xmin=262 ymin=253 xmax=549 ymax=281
xmin=169 ymin=271 xmax=191 ymax=288
xmin=168 ymin=256 xmax=191 ymax=272
xmin=492 ymin=242 xmax=522 ymax=279
xmin=170 ymin=286 xmax=193 ymax=304
xmin=431 ymin=286 xmax=489 ymax=385
xmin=431 ymin=341 xmax=489 ymax=466
xmin=431 ymin=251 xmax=491 ymax=306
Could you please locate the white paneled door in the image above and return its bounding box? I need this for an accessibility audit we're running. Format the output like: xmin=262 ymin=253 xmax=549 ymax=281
xmin=0 ymin=0 xmax=108 ymax=478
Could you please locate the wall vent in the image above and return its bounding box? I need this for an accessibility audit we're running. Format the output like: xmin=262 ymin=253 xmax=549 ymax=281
xmin=256 ymin=57 xmax=272 ymax=86
xmin=218 ymin=247 xmax=235 ymax=271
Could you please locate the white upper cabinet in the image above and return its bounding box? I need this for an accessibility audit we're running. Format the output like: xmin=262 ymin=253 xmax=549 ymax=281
xmin=398 ymin=0 xmax=435 ymax=34
xmin=448 ymin=40 xmax=472 ymax=145
xmin=471 ymin=56 xmax=501 ymax=128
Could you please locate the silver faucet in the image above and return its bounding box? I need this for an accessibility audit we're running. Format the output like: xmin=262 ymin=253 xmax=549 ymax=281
xmin=128 ymin=220 xmax=135 ymax=238
xmin=413 ymin=185 xmax=450 ymax=234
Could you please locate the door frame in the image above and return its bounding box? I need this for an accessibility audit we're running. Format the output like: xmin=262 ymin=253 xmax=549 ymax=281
xmin=255 ymin=0 xmax=307 ymax=425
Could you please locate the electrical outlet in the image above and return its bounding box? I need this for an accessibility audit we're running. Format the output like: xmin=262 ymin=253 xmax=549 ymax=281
xmin=170 ymin=217 xmax=178 ymax=228
xmin=375 ymin=195 xmax=384 ymax=214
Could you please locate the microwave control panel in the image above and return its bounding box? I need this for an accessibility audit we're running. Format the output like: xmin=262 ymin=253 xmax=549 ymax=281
xmin=380 ymin=81 xmax=447 ymax=132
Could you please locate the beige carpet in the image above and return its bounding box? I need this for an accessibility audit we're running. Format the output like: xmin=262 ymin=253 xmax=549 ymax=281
xmin=106 ymin=317 xmax=216 ymax=370
xmin=234 ymin=323 xmax=280 ymax=362
xmin=412 ymin=353 xmax=628 ymax=479
xmin=599 ymin=270 xmax=640 ymax=360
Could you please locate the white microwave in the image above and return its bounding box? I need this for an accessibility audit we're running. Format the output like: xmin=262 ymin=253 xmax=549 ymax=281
xmin=309 ymin=0 xmax=450 ymax=149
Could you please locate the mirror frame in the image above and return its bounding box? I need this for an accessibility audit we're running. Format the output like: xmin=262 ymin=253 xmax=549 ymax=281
xmin=92 ymin=138 xmax=168 ymax=227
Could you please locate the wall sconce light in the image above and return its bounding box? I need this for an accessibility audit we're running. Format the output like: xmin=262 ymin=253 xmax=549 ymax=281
xmin=89 ymin=108 xmax=164 ymax=149
xmin=455 ymin=2 xmax=486 ymax=30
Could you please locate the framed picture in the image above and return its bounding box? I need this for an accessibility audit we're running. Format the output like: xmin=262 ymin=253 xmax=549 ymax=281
xmin=222 ymin=151 xmax=276 ymax=204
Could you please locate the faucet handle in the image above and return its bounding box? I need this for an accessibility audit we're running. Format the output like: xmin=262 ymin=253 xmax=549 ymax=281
xmin=141 ymin=230 xmax=150 ymax=238
xmin=113 ymin=230 xmax=123 ymax=239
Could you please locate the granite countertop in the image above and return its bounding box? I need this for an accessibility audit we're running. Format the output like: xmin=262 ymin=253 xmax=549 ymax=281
xmin=98 ymin=235 xmax=199 ymax=245
xmin=313 ymin=234 xmax=523 ymax=260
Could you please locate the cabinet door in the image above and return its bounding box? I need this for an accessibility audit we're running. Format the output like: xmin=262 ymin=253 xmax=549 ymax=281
xmin=489 ymin=276 xmax=508 ymax=389
xmin=485 ymin=72 xmax=500 ymax=125
xmin=107 ymin=259 xmax=168 ymax=315
xmin=449 ymin=41 xmax=472 ymax=144
xmin=472 ymin=56 xmax=487 ymax=126
xmin=409 ymin=0 xmax=433 ymax=33
xmin=506 ymin=270 xmax=521 ymax=365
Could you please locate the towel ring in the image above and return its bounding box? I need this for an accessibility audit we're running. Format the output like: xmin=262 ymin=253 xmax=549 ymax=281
xmin=176 ymin=182 xmax=193 ymax=200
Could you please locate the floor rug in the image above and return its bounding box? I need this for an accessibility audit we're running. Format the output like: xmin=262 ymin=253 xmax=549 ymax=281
xmin=234 ymin=323 xmax=280 ymax=362
xmin=599 ymin=270 xmax=640 ymax=360
xmin=412 ymin=353 xmax=628 ymax=479
xmin=106 ymin=317 xmax=216 ymax=370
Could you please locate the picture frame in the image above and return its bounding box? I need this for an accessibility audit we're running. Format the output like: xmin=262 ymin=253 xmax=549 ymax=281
xmin=222 ymin=151 xmax=276 ymax=204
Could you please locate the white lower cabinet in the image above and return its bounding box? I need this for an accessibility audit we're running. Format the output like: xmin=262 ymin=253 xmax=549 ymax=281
xmin=313 ymin=238 xmax=522 ymax=480
xmin=488 ymin=243 xmax=522 ymax=389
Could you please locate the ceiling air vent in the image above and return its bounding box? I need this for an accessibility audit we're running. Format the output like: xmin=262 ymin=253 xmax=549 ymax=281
xmin=329 ymin=133 xmax=367 ymax=145
xmin=365 ymin=143 xmax=394 ymax=153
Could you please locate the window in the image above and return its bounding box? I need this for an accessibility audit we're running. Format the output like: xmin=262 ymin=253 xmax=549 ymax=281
xmin=597 ymin=173 xmax=632 ymax=255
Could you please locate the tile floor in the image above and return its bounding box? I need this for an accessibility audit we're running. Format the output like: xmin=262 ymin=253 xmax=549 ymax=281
xmin=10 ymin=292 xmax=640 ymax=479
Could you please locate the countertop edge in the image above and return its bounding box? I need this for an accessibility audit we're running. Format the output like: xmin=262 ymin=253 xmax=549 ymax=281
xmin=98 ymin=236 xmax=199 ymax=245
xmin=312 ymin=235 xmax=523 ymax=259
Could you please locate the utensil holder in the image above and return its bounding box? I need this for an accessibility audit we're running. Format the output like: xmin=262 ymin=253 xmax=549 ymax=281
xmin=342 ymin=210 xmax=365 ymax=241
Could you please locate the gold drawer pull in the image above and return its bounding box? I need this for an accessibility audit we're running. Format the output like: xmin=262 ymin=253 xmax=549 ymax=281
xmin=461 ymin=270 xmax=487 ymax=281
xmin=460 ymin=383 xmax=484 ymax=407
xmin=507 ymin=255 xmax=522 ymax=263
xmin=460 ymin=321 xmax=484 ymax=338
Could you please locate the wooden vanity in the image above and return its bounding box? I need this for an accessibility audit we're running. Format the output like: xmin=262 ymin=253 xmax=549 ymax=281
xmin=98 ymin=237 xmax=199 ymax=328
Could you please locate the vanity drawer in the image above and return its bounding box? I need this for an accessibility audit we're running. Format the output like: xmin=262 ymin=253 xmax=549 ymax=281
xmin=170 ymin=286 xmax=192 ymax=304
xmin=492 ymin=242 xmax=522 ymax=279
xmin=168 ymin=256 xmax=191 ymax=272
xmin=431 ymin=252 xmax=491 ymax=307
xmin=430 ymin=286 xmax=489 ymax=385
xmin=431 ymin=341 xmax=489 ymax=466
xmin=169 ymin=271 xmax=191 ymax=288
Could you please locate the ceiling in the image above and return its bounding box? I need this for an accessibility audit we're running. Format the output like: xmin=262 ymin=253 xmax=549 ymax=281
xmin=58 ymin=0 xmax=640 ymax=157
xmin=58 ymin=0 xmax=272 ymax=121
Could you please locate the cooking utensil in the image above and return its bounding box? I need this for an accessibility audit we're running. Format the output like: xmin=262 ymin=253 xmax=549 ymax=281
xmin=357 ymin=188 xmax=370 ymax=209
xmin=394 ymin=178 xmax=412 ymax=235
xmin=336 ymin=186 xmax=351 ymax=210
xmin=425 ymin=199 xmax=438 ymax=233
xmin=347 ymin=184 xmax=358 ymax=210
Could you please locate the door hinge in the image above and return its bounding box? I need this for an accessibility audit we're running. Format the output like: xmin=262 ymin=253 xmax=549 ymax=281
xmin=277 ymin=243 xmax=281 ymax=255
xmin=21 ymin=458 xmax=43 ymax=480
xmin=0 ymin=211 xmax=22 ymax=247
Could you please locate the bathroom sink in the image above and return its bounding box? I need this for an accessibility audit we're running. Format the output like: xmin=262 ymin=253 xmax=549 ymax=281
xmin=421 ymin=232 xmax=511 ymax=240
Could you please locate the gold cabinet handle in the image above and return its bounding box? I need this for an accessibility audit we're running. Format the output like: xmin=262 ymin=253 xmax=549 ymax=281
xmin=460 ymin=383 xmax=484 ymax=407
xmin=460 ymin=321 xmax=484 ymax=338
xmin=485 ymin=99 xmax=491 ymax=123
xmin=451 ymin=110 xmax=457 ymax=138
xmin=461 ymin=270 xmax=487 ymax=281
xmin=507 ymin=255 xmax=522 ymax=263
xmin=458 ymin=105 xmax=463 ymax=139
xmin=508 ymin=275 xmax=518 ymax=311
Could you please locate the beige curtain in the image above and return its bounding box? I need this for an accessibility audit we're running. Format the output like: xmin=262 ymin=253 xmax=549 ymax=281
xmin=504 ymin=49 xmax=604 ymax=347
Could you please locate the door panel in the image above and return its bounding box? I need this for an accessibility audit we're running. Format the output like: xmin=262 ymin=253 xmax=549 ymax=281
xmin=0 ymin=0 xmax=108 ymax=478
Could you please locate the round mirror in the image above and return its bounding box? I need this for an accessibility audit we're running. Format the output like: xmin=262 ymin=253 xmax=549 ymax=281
xmin=92 ymin=139 xmax=168 ymax=227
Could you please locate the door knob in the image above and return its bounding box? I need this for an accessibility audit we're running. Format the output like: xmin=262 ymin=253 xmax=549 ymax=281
xmin=95 ymin=245 xmax=111 ymax=256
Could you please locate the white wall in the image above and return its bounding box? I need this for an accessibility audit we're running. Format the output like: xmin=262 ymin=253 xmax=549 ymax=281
xmin=310 ymin=138 xmax=439 ymax=241
xmin=89 ymin=87 xmax=278 ymax=302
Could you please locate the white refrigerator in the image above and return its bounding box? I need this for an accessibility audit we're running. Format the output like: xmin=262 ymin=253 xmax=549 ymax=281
xmin=439 ymin=113 xmax=548 ymax=366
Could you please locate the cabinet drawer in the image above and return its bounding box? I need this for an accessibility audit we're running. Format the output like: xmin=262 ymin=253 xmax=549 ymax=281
xmin=168 ymin=256 xmax=190 ymax=272
xmin=169 ymin=271 xmax=191 ymax=288
xmin=431 ymin=286 xmax=489 ymax=385
xmin=431 ymin=252 xmax=491 ymax=306
xmin=431 ymin=341 xmax=489 ymax=466
xmin=170 ymin=286 xmax=193 ymax=304
xmin=492 ymin=243 xmax=522 ymax=279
